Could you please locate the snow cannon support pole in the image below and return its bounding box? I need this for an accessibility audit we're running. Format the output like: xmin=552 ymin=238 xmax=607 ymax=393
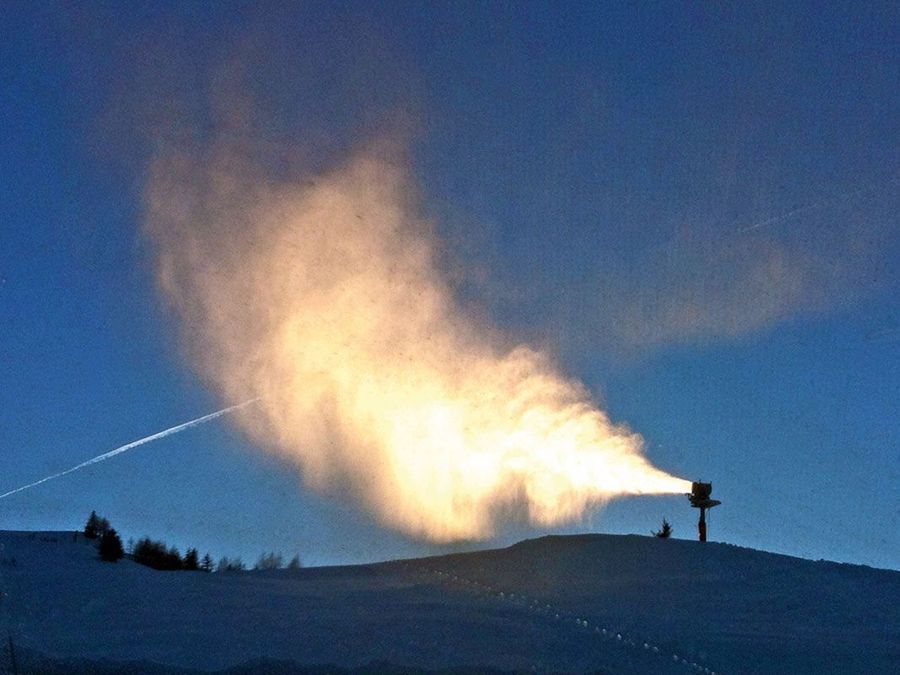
xmin=688 ymin=481 xmax=721 ymax=542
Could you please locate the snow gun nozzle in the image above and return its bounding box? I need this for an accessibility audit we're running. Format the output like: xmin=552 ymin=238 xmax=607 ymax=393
xmin=690 ymin=481 xmax=712 ymax=502
xmin=688 ymin=481 xmax=721 ymax=509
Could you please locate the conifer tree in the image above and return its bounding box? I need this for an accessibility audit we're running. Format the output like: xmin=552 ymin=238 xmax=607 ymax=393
xmin=653 ymin=518 xmax=673 ymax=538
xmin=98 ymin=528 xmax=124 ymax=562
xmin=254 ymin=552 xmax=283 ymax=570
xmin=97 ymin=517 xmax=111 ymax=537
xmin=167 ymin=546 xmax=183 ymax=570
xmin=183 ymin=548 xmax=200 ymax=571
xmin=84 ymin=511 xmax=101 ymax=539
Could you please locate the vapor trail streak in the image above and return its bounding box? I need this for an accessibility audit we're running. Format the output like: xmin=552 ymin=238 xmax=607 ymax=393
xmin=0 ymin=399 xmax=258 ymax=500
xmin=738 ymin=175 xmax=899 ymax=233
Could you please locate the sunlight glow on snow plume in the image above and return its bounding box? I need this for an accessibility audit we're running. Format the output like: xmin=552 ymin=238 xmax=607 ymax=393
xmin=144 ymin=143 xmax=690 ymax=541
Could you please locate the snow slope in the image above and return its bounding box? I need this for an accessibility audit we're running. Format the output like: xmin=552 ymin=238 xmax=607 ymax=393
xmin=0 ymin=531 xmax=896 ymax=674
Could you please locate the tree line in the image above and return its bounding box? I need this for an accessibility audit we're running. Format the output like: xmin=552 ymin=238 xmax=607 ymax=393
xmin=83 ymin=511 xmax=301 ymax=571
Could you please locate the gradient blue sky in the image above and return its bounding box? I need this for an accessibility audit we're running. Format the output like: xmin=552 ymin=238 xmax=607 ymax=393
xmin=1 ymin=1 xmax=897 ymax=569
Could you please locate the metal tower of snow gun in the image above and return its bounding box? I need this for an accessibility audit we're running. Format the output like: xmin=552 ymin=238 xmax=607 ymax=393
xmin=688 ymin=481 xmax=721 ymax=542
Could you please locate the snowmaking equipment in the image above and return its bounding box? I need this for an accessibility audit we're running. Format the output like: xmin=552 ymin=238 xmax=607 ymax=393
xmin=688 ymin=481 xmax=721 ymax=542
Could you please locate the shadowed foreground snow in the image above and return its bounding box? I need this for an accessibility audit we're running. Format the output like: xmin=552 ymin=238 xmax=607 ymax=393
xmin=0 ymin=531 xmax=896 ymax=674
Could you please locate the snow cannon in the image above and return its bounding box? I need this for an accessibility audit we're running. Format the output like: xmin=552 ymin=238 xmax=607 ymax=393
xmin=689 ymin=481 xmax=712 ymax=506
xmin=688 ymin=481 xmax=721 ymax=542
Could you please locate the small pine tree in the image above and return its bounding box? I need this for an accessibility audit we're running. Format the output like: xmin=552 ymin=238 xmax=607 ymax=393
xmin=217 ymin=556 xmax=246 ymax=572
xmin=84 ymin=511 xmax=101 ymax=539
xmin=98 ymin=528 xmax=124 ymax=562
xmin=133 ymin=538 xmax=184 ymax=571
xmin=653 ymin=518 xmax=673 ymax=538
xmin=97 ymin=517 xmax=111 ymax=538
xmin=167 ymin=546 xmax=183 ymax=570
xmin=226 ymin=557 xmax=246 ymax=572
xmin=134 ymin=537 xmax=163 ymax=569
xmin=200 ymin=553 xmax=214 ymax=572
xmin=254 ymin=552 xmax=283 ymax=570
xmin=183 ymin=548 xmax=199 ymax=571
xmin=286 ymin=554 xmax=301 ymax=570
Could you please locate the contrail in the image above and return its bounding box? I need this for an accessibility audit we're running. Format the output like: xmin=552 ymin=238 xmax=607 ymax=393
xmin=0 ymin=399 xmax=258 ymax=500
xmin=738 ymin=175 xmax=899 ymax=233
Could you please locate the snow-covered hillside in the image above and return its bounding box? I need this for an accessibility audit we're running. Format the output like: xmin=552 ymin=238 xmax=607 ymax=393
xmin=0 ymin=531 xmax=896 ymax=674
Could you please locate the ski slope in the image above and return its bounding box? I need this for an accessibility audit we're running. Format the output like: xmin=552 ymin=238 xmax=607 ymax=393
xmin=0 ymin=531 xmax=896 ymax=674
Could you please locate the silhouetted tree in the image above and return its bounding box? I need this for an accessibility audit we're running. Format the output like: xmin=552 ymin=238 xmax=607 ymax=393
xmin=134 ymin=538 xmax=163 ymax=568
xmin=286 ymin=554 xmax=302 ymax=570
xmin=254 ymin=552 xmax=283 ymax=570
xmin=200 ymin=553 xmax=214 ymax=572
xmin=84 ymin=511 xmax=101 ymax=539
xmin=98 ymin=528 xmax=124 ymax=562
xmin=97 ymin=517 xmax=111 ymax=537
xmin=183 ymin=548 xmax=199 ymax=571
xmin=133 ymin=538 xmax=183 ymax=571
xmin=217 ymin=556 xmax=245 ymax=572
xmin=653 ymin=518 xmax=673 ymax=538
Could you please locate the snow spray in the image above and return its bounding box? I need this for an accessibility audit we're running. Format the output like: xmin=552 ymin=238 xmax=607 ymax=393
xmin=144 ymin=140 xmax=691 ymax=542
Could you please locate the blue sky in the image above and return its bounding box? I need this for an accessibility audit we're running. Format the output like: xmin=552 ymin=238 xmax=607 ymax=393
xmin=1 ymin=1 xmax=897 ymax=568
